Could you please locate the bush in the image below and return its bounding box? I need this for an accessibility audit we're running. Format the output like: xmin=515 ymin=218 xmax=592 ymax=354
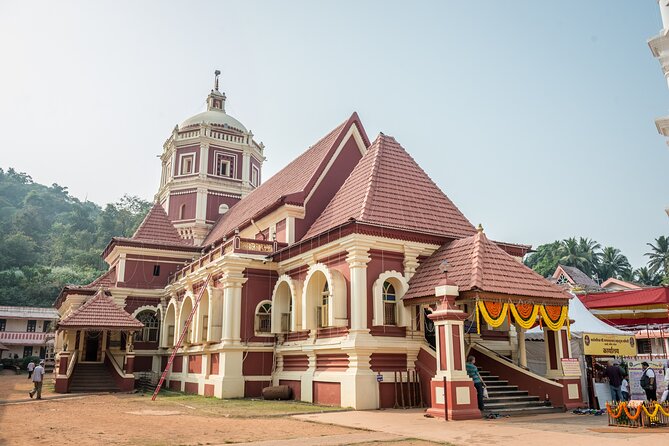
xmin=21 ymin=356 xmax=40 ymax=370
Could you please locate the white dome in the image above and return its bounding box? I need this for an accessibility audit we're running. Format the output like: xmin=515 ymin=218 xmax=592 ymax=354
xmin=179 ymin=109 xmax=247 ymax=133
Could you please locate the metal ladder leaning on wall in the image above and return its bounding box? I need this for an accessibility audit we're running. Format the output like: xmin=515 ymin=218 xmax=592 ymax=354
xmin=152 ymin=273 xmax=213 ymax=401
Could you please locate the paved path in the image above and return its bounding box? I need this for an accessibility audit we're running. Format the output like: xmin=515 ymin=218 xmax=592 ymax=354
xmin=295 ymin=409 xmax=669 ymax=446
xmin=224 ymin=432 xmax=403 ymax=446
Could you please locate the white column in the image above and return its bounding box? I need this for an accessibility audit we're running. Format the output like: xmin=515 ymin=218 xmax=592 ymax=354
xmin=199 ymin=143 xmax=209 ymax=178
xmin=242 ymin=152 xmax=250 ymax=186
xmin=516 ymin=325 xmax=527 ymax=368
xmin=285 ymin=217 xmax=295 ymax=244
xmin=195 ymin=187 xmax=207 ymax=224
xmin=117 ymin=253 xmax=126 ymax=283
xmin=346 ymin=247 xmax=371 ymax=332
xmin=403 ymin=247 xmax=421 ymax=281
xmin=222 ymin=270 xmax=246 ymax=344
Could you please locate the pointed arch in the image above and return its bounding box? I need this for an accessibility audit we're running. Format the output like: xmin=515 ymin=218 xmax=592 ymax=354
xmin=271 ymin=274 xmax=301 ymax=333
xmin=163 ymin=298 xmax=178 ymax=347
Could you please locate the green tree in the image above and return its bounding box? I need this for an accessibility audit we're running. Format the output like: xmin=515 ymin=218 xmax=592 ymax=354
xmin=634 ymin=267 xmax=663 ymax=286
xmin=597 ymin=246 xmax=632 ymax=281
xmin=524 ymin=241 xmax=562 ymax=277
xmin=645 ymin=236 xmax=669 ymax=280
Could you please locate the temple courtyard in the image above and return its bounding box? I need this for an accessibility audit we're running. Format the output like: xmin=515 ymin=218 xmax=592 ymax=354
xmin=1 ymin=375 xmax=668 ymax=446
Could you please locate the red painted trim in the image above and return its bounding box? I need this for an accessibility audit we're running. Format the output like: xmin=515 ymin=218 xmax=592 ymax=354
xmin=439 ymin=325 xmax=447 ymax=371
xmin=560 ymin=330 xmax=569 ymax=359
xmin=210 ymin=353 xmax=219 ymax=375
xmin=313 ymin=381 xmax=341 ymax=406
xmin=370 ymin=353 xmax=407 ymax=371
xmin=317 ymin=327 xmax=349 ymax=339
xmin=204 ymin=384 xmax=215 ymax=397
xmin=452 ymin=325 xmax=462 ymax=371
xmin=547 ymin=331 xmax=558 ymax=370
xmin=184 ymin=382 xmax=198 ymax=394
xmin=279 ymin=379 xmax=301 ymax=400
xmin=316 ymin=354 xmax=349 ymax=371
xmin=168 ymin=380 xmax=181 ymax=391
xmin=370 ymin=326 xmax=406 ymax=337
xmin=283 ymin=354 xmax=309 ymax=371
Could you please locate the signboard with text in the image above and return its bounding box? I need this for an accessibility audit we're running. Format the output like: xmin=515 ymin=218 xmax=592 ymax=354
xmin=561 ymin=358 xmax=581 ymax=377
xmin=582 ymin=333 xmax=637 ymax=356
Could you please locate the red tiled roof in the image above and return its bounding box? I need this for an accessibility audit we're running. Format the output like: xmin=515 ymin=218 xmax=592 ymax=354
xmin=405 ymin=228 xmax=569 ymax=301
xmin=83 ymin=267 xmax=117 ymax=289
xmin=58 ymin=290 xmax=143 ymax=330
xmin=304 ymin=134 xmax=476 ymax=239
xmin=203 ymin=113 xmax=369 ymax=246
xmin=132 ymin=202 xmax=191 ymax=246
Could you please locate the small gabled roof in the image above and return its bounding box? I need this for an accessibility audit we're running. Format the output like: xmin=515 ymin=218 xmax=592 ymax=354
xmin=58 ymin=290 xmax=143 ymax=330
xmin=553 ymin=265 xmax=600 ymax=289
xmin=203 ymin=113 xmax=369 ymax=246
xmin=132 ymin=202 xmax=191 ymax=246
xmin=405 ymin=227 xmax=569 ymax=302
xmin=304 ymin=134 xmax=476 ymax=239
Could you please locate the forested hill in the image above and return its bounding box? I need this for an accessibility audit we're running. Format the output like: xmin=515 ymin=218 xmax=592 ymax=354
xmin=0 ymin=168 xmax=151 ymax=307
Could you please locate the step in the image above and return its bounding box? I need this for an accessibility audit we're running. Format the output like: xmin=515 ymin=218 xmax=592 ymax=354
xmin=484 ymin=400 xmax=552 ymax=409
xmin=485 ymin=396 xmax=541 ymax=404
xmin=484 ymin=406 xmax=564 ymax=417
xmin=482 ymin=380 xmax=510 ymax=387
xmin=486 ymin=390 xmax=529 ymax=397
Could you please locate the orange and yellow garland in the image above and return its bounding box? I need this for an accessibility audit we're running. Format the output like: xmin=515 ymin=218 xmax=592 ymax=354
xmin=475 ymin=301 xmax=569 ymax=334
xmin=606 ymin=401 xmax=669 ymax=420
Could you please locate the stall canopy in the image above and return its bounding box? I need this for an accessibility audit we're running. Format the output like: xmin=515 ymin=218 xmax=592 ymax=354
xmin=527 ymin=294 xmax=627 ymax=340
xmin=579 ymin=286 xmax=669 ymax=327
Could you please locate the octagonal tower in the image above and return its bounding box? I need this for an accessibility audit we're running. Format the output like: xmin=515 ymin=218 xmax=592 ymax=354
xmin=156 ymin=71 xmax=265 ymax=244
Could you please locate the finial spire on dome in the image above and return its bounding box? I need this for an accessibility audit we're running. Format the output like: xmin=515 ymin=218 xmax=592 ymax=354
xmin=214 ymin=69 xmax=221 ymax=91
xmin=477 ymin=223 xmax=484 ymax=233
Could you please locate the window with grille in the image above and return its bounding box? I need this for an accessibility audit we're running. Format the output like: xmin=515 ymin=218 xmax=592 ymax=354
xmin=134 ymin=311 xmax=159 ymax=342
xmin=319 ymin=282 xmax=330 ymax=328
xmin=216 ymin=155 xmax=231 ymax=177
xmin=637 ymin=338 xmax=652 ymax=354
xmin=202 ymin=315 xmax=208 ymax=341
xmin=26 ymin=320 xmax=36 ymax=332
xmin=167 ymin=325 xmax=175 ymax=345
xmin=0 ymin=319 xmax=5 ymax=331
xmin=23 ymin=346 xmax=33 ymax=358
xmin=383 ymin=281 xmax=397 ymax=325
xmin=256 ymin=302 xmax=272 ymax=333
xmin=556 ymin=274 xmax=570 ymax=285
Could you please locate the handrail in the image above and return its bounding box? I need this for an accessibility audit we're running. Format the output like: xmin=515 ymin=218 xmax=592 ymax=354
xmin=105 ymin=350 xmax=127 ymax=376
xmin=65 ymin=351 xmax=77 ymax=378
xmin=470 ymin=342 xmax=563 ymax=388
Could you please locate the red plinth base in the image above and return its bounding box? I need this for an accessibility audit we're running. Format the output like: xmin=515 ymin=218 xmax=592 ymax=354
xmin=555 ymin=377 xmax=583 ymax=409
xmin=427 ymin=378 xmax=481 ymax=420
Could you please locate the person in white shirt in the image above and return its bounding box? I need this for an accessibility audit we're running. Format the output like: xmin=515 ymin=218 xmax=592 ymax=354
xmin=27 ymin=361 xmax=35 ymax=379
xmin=640 ymin=361 xmax=657 ymax=401
xmin=621 ymin=375 xmax=630 ymax=401
xmin=29 ymin=360 xmax=45 ymax=400
xmin=660 ymin=361 xmax=669 ymax=404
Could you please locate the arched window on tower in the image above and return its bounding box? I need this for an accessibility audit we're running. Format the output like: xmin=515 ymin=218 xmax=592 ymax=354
xmin=383 ymin=281 xmax=397 ymax=325
xmin=255 ymin=301 xmax=272 ymax=334
xmin=179 ymin=204 xmax=186 ymax=220
xmin=134 ymin=310 xmax=160 ymax=342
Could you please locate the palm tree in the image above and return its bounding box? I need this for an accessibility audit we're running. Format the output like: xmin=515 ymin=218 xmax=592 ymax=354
xmin=578 ymin=237 xmax=602 ymax=275
xmin=634 ymin=267 xmax=663 ymax=286
xmin=597 ymin=247 xmax=632 ymax=281
xmin=645 ymin=236 xmax=669 ymax=279
xmin=559 ymin=238 xmax=590 ymax=273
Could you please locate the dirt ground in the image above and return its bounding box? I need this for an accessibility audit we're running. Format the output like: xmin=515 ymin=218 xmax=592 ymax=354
xmin=0 ymin=374 xmax=445 ymax=446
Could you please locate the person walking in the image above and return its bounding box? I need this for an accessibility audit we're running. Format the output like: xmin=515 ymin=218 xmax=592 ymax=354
xmin=28 ymin=360 xmax=45 ymax=400
xmin=604 ymin=360 xmax=624 ymax=402
xmin=466 ymin=355 xmax=486 ymax=412
xmin=27 ymin=360 xmax=35 ymax=379
xmin=640 ymin=361 xmax=657 ymax=401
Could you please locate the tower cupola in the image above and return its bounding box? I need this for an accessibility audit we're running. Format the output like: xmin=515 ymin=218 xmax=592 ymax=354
xmin=156 ymin=70 xmax=266 ymax=245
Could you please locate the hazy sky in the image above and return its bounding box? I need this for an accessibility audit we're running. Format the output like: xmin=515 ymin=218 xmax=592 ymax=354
xmin=1 ymin=1 xmax=668 ymax=268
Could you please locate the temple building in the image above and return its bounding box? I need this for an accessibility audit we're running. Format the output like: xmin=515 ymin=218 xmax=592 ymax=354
xmin=53 ymin=73 xmax=582 ymax=419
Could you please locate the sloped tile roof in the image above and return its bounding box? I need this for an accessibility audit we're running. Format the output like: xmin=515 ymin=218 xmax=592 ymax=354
xmin=83 ymin=267 xmax=117 ymax=289
xmin=304 ymin=134 xmax=476 ymax=239
xmin=203 ymin=113 xmax=369 ymax=246
xmin=58 ymin=290 xmax=143 ymax=330
xmin=556 ymin=265 xmax=600 ymax=289
xmin=405 ymin=228 xmax=569 ymax=301
xmin=132 ymin=202 xmax=191 ymax=246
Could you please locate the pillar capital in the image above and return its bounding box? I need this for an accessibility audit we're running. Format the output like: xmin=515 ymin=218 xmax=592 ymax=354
xmin=345 ymin=246 xmax=371 ymax=268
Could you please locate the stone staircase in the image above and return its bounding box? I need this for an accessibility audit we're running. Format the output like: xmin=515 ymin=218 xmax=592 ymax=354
xmin=479 ymin=369 xmax=562 ymax=416
xmin=69 ymin=363 xmax=120 ymax=393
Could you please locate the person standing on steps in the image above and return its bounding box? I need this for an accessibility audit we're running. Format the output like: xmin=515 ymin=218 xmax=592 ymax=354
xmin=27 ymin=360 xmax=35 ymax=379
xmin=29 ymin=360 xmax=45 ymax=400
xmin=466 ymin=355 xmax=486 ymax=412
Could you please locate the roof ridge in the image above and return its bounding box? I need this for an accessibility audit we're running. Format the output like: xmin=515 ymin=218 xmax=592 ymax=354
xmin=470 ymin=230 xmax=485 ymax=289
xmin=358 ymin=134 xmax=386 ymax=221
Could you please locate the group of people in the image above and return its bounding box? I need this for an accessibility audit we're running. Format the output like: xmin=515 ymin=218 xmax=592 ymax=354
xmin=603 ymin=359 xmax=669 ymax=403
xmin=26 ymin=360 xmax=45 ymax=400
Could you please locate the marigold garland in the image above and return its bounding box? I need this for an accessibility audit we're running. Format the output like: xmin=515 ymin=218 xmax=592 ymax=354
xmin=539 ymin=305 xmax=568 ymax=331
xmin=477 ymin=301 xmax=509 ymax=329
xmin=606 ymin=401 xmax=669 ymax=420
xmin=509 ymin=303 xmax=539 ymax=330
